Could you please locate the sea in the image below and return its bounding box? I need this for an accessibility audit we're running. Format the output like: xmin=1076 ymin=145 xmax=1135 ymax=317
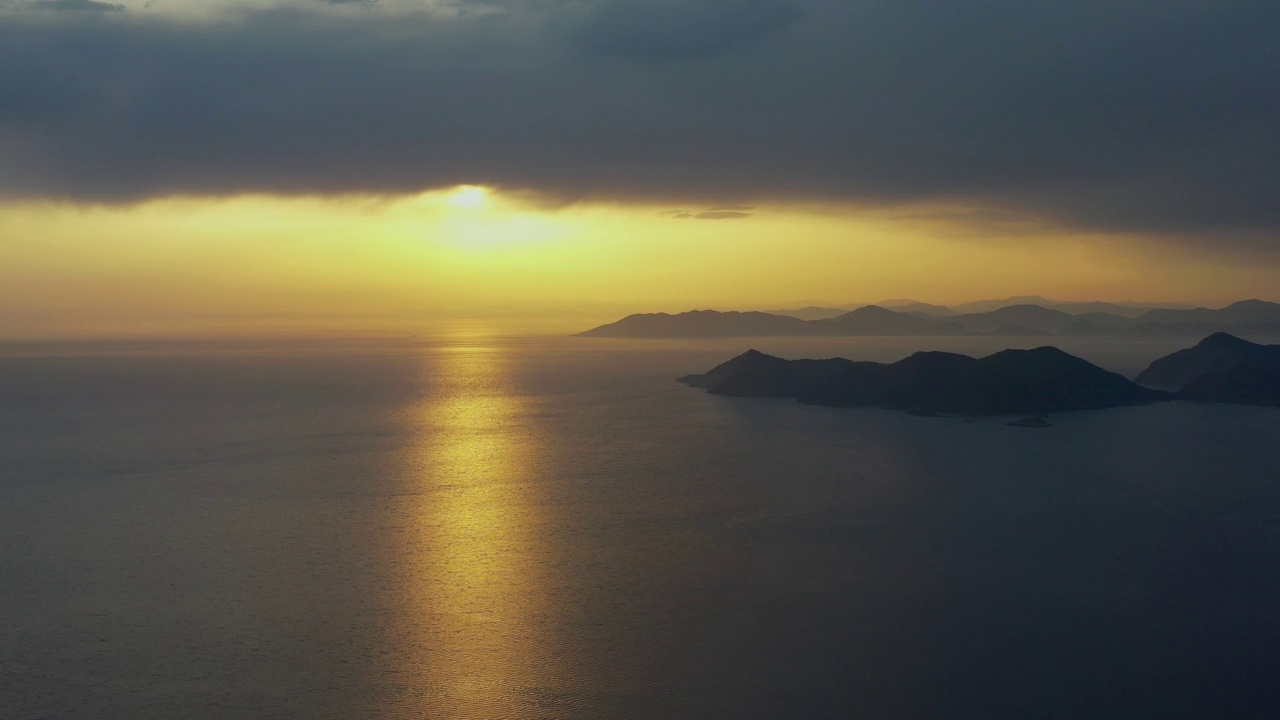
xmin=2 ymin=332 xmax=1279 ymax=719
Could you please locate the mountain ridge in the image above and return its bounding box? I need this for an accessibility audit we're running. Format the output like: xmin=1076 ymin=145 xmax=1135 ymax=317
xmin=1135 ymin=332 xmax=1280 ymax=389
xmin=580 ymin=300 xmax=1280 ymax=338
xmin=680 ymin=334 xmax=1280 ymax=413
xmin=679 ymin=345 xmax=1166 ymax=414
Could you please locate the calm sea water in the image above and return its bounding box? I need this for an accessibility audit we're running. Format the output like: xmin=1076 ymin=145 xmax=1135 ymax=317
xmin=2 ymin=333 xmax=1279 ymax=719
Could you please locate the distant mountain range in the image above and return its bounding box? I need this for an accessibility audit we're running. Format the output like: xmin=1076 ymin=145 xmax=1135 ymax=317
xmin=765 ymin=296 xmax=1198 ymax=321
xmin=761 ymin=306 xmax=852 ymax=321
xmin=677 ymin=333 xmax=1280 ymax=414
xmin=579 ymin=300 xmax=1280 ymax=338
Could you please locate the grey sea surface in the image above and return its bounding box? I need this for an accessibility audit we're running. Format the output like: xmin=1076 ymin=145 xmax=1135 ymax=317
xmin=2 ymin=333 xmax=1279 ymax=719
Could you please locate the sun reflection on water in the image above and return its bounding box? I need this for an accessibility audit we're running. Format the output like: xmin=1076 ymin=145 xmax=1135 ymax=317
xmin=398 ymin=337 xmax=563 ymax=717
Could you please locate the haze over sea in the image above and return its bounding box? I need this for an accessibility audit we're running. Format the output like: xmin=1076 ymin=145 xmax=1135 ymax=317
xmin=3 ymin=331 xmax=1279 ymax=719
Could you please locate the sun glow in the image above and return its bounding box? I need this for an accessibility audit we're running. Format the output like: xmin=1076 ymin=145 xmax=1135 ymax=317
xmin=445 ymin=185 xmax=490 ymax=209
xmin=1 ymin=188 xmax=1273 ymax=339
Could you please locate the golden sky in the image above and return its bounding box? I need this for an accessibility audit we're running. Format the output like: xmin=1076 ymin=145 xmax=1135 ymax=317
xmin=3 ymin=188 xmax=1277 ymax=339
xmin=3 ymin=1 xmax=1278 ymax=340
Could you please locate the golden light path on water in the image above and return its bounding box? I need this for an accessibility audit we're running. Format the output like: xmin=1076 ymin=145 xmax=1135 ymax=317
xmin=396 ymin=332 xmax=565 ymax=718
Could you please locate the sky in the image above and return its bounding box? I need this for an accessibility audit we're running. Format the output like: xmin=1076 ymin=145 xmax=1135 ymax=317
xmin=1 ymin=0 xmax=1278 ymax=337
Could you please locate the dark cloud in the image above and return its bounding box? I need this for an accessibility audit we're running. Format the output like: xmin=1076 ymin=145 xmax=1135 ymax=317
xmin=694 ymin=210 xmax=751 ymax=219
xmin=27 ymin=0 xmax=125 ymax=11
xmin=0 ymin=0 xmax=1278 ymax=248
xmin=572 ymin=0 xmax=804 ymax=59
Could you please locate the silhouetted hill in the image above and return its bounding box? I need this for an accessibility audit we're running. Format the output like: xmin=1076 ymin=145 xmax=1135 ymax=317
xmin=579 ymin=306 xmax=962 ymax=338
xmin=681 ymin=346 xmax=1165 ymax=415
xmin=579 ymin=300 xmax=1280 ymax=339
xmin=1222 ymin=299 xmax=1280 ymax=324
xmin=677 ymin=349 xmax=874 ymax=397
xmin=877 ymin=300 xmax=954 ymax=316
xmin=1048 ymin=302 xmax=1161 ymax=318
xmin=577 ymin=310 xmax=808 ymax=338
xmin=951 ymin=297 xmax=1195 ymax=317
xmin=816 ymin=305 xmax=966 ymax=335
xmin=1175 ymin=367 xmax=1280 ymax=407
xmin=1133 ymin=300 xmax=1280 ymax=327
xmin=1135 ymin=333 xmax=1280 ymax=388
xmin=764 ymin=306 xmax=847 ymax=321
xmin=949 ymin=296 xmax=1057 ymax=315
xmin=951 ymin=304 xmax=1079 ymax=335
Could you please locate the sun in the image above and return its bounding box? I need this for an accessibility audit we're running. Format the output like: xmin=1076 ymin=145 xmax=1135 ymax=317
xmin=446 ymin=185 xmax=489 ymax=209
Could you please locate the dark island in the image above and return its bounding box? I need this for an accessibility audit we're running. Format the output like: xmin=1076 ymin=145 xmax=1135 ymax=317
xmin=1134 ymin=332 xmax=1280 ymax=406
xmin=680 ymin=347 xmax=1166 ymax=415
xmin=680 ymin=334 xmax=1280 ymax=416
xmin=1177 ymin=367 xmax=1280 ymax=407
xmin=1135 ymin=332 xmax=1280 ymax=388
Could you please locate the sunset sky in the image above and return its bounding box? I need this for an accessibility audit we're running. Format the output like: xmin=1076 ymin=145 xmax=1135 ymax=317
xmin=2 ymin=0 xmax=1277 ymax=338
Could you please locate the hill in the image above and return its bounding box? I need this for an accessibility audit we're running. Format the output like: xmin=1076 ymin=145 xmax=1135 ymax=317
xmin=763 ymin=306 xmax=847 ymax=321
xmin=578 ymin=306 xmax=962 ymax=338
xmin=815 ymin=305 xmax=966 ymax=335
xmin=1135 ymin=332 xmax=1280 ymax=388
xmin=1176 ymin=367 xmax=1280 ymax=407
xmin=1135 ymin=300 xmax=1280 ymax=325
xmin=680 ymin=346 xmax=1165 ymax=415
xmin=577 ymin=310 xmax=809 ymax=338
xmin=876 ymin=300 xmax=955 ymax=316
xmin=949 ymin=297 xmax=1196 ymax=317
xmin=950 ymin=304 xmax=1084 ymax=335
xmin=579 ymin=300 xmax=1280 ymax=339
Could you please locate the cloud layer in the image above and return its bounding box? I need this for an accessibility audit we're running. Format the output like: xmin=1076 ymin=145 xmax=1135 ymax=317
xmin=1 ymin=0 xmax=1278 ymax=245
